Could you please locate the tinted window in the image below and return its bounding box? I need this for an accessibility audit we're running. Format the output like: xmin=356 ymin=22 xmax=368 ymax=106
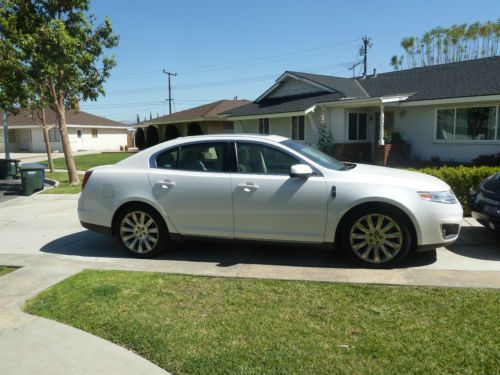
xmin=156 ymin=147 xmax=178 ymax=169
xmin=178 ymin=142 xmax=225 ymax=172
xmin=236 ymin=143 xmax=299 ymax=175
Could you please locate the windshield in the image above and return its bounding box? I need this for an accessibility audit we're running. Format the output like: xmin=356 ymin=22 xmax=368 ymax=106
xmin=281 ymin=140 xmax=347 ymax=171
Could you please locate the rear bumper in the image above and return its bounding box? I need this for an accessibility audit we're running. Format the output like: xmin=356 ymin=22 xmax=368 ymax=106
xmin=80 ymin=221 xmax=113 ymax=237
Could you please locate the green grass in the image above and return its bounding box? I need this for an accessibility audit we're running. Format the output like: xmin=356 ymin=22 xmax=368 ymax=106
xmin=43 ymin=152 xmax=133 ymax=171
xmin=0 ymin=266 xmax=16 ymax=277
xmin=43 ymin=172 xmax=81 ymax=194
xmin=25 ymin=270 xmax=500 ymax=375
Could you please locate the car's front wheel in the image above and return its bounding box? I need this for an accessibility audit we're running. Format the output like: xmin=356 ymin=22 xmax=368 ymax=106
xmin=340 ymin=206 xmax=413 ymax=268
xmin=116 ymin=204 xmax=168 ymax=258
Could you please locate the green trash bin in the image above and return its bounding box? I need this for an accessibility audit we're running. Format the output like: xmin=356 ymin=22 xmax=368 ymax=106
xmin=19 ymin=163 xmax=46 ymax=196
xmin=0 ymin=159 xmax=20 ymax=180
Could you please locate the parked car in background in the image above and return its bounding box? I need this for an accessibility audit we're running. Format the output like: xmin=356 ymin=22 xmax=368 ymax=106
xmin=469 ymin=172 xmax=500 ymax=232
xmin=78 ymin=134 xmax=463 ymax=268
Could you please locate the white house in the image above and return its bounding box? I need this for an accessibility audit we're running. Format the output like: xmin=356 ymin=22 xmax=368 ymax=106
xmin=0 ymin=110 xmax=130 ymax=153
xmin=222 ymin=56 xmax=500 ymax=163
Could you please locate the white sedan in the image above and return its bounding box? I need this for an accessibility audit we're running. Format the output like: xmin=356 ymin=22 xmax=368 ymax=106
xmin=78 ymin=134 xmax=463 ymax=268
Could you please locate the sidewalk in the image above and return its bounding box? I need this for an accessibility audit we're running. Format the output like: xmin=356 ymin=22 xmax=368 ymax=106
xmin=7 ymin=151 xmax=101 ymax=164
xmin=0 ymin=257 xmax=168 ymax=375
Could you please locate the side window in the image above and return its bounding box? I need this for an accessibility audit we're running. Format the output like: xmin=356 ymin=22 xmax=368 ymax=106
xmin=178 ymin=142 xmax=225 ymax=172
xmin=236 ymin=143 xmax=299 ymax=175
xmin=156 ymin=147 xmax=178 ymax=169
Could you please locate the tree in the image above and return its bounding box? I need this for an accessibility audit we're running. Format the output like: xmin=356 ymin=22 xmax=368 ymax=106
xmin=317 ymin=123 xmax=335 ymax=156
xmin=145 ymin=126 xmax=159 ymax=148
xmin=135 ymin=128 xmax=145 ymax=149
xmin=0 ymin=48 xmax=56 ymax=172
xmin=390 ymin=20 xmax=500 ymax=70
xmin=0 ymin=0 xmax=119 ymax=184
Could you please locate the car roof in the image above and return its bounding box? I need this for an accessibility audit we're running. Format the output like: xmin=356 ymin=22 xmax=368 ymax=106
xmin=169 ymin=133 xmax=288 ymax=143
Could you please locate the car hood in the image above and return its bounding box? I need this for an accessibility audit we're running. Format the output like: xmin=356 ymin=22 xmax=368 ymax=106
xmin=337 ymin=163 xmax=450 ymax=191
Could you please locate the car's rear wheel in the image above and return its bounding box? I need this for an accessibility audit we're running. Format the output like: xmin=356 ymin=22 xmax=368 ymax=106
xmin=340 ymin=206 xmax=413 ymax=268
xmin=116 ymin=204 xmax=168 ymax=258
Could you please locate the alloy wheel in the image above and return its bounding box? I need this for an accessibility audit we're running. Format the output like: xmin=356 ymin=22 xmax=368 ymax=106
xmin=349 ymin=214 xmax=403 ymax=264
xmin=119 ymin=211 xmax=159 ymax=254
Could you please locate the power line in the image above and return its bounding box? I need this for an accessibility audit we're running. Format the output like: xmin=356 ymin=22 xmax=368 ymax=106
xmin=108 ymin=38 xmax=360 ymax=80
xmin=106 ymin=62 xmax=348 ymax=96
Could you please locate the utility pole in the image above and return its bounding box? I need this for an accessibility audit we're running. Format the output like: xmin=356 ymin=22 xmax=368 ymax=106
xmin=162 ymin=70 xmax=177 ymax=114
xmin=2 ymin=111 xmax=10 ymax=159
xmin=361 ymin=35 xmax=372 ymax=78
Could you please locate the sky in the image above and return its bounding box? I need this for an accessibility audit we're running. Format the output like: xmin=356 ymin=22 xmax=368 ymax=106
xmin=83 ymin=0 xmax=500 ymax=123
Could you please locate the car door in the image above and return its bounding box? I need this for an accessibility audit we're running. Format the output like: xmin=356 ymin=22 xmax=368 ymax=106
xmin=231 ymin=142 xmax=329 ymax=243
xmin=148 ymin=141 xmax=233 ymax=238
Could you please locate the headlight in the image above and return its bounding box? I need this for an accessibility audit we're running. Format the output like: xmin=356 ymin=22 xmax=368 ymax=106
xmin=418 ymin=190 xmax=457 ymax=204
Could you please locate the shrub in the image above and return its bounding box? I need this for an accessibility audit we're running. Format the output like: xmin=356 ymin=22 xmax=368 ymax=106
xmin=471 ymin=153 xmax=500 ymax=166
xmin=146 ymin=126 xmax=159 ymax=148
xmin=135 ymin=128 xmax=145 ymax=149
xmin=409 ymin=166 xmax=499 ymax=216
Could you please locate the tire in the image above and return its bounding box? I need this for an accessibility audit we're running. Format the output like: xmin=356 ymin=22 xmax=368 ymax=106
xmin=115 ymin=204 xmax=168 ymax=258
xmin=339 ymin=205 xmax=413 ymax=268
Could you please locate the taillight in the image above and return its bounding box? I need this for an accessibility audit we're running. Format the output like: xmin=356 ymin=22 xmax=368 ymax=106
xmin=82 ymin=170 xmax=93 ymax=190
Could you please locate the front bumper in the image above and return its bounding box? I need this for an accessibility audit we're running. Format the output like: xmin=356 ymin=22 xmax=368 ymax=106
xmin=416 ymin=200 xmax=463 ymax=249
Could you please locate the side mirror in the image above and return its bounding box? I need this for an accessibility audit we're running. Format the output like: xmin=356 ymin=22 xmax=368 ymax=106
xmin=290 ymin=164 xmax=314 ymax=178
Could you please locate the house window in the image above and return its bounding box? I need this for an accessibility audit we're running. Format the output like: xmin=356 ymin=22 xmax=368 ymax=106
xmin=48 ymin=128 xmax=60 ymax=142
xmin=436 ymin=106 xmax=498 ymax=141
xmin=8 ymin=130 xmax=16 ymax=143
xmin=291 ymin=116 xmax=305 ymax=141
xmin=258 ymin=118 xmax=269 ymax=135
xmin=348 ymin=113 xmax=367 ymax=141
xmin=92 ymin=128 xmax=98 ymax=138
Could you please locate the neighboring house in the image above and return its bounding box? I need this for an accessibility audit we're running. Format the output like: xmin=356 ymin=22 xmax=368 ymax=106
xmin=223 ymin=56 xmax=500 ymax=162
xmin=0 ymin=110 xmax=129 ymax=153
xmin=136 ymin=99 xmax=251 ymax=141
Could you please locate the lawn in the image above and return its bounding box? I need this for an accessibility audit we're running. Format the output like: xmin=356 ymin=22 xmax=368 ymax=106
xmin=44 ymin=152 xmax=134 ymax=171
xmin=24 ymin=270 xmax=500 ymax=374
xmin=0 ymin=266 xmax=16 ymax=277
xmin=43 ymin=172 xmax=81 ymax=194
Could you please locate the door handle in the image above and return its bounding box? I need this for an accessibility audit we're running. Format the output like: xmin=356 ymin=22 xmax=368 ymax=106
xmin=237 ymin=183 xmax=259 ymax=192
xmin=157 ymin=180 xmax=176 ymax=188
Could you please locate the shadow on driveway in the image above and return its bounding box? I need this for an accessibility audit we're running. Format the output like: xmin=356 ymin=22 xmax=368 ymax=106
xmin=447 ymin=226 xmax=500 ymax=261
xmin=40 ymin=230 xmax=437 ymax=269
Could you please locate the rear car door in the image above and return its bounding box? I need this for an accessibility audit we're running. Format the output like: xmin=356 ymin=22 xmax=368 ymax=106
xmin=230 ymin=142 xmax=329 ymax=243
xmin=148 ymin=141 xmax=233 ymax=238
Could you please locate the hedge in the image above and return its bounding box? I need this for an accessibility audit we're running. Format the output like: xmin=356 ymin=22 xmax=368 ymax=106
xmin=409 ymin=166 xmax=499 ymax=216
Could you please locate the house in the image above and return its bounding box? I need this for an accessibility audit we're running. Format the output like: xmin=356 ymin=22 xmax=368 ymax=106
xmin=0 ymin=110 xmax=130 ymax=153
xmin=223 ymin=56 xmax=500 ymax=163
xmin=136 ymin=99 xmax=251 ymax=142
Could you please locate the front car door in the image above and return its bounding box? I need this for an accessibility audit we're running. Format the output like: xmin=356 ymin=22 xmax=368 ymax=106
xmin=231 ymin=142 xmax=329 ymax=243
xmin=148 ymin=141 xmax=234 ymax=238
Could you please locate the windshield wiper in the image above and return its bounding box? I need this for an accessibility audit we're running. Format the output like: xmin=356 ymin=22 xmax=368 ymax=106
xmin=341 ymin=163 xmax=356 ymax=171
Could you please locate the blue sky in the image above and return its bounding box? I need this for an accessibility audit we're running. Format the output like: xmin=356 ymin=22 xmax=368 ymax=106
xmin=83 ymin=0 xmax=500 ymax=122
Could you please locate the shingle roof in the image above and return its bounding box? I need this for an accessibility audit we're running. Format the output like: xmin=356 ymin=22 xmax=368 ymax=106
xmin=358 ymin=56 xmax=500 ymax=101
xmin=1 ymin=109 xmax=126 ymax=127
xmin=223 ymin=92 xmax=342 ymax=117
xmin=287 ymin=71 xmax=368 ymax=98
xmin=224 ymin=57 xmax=500 ymax=118
xmin=145 ymin=99 xmax=251 ymax=125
